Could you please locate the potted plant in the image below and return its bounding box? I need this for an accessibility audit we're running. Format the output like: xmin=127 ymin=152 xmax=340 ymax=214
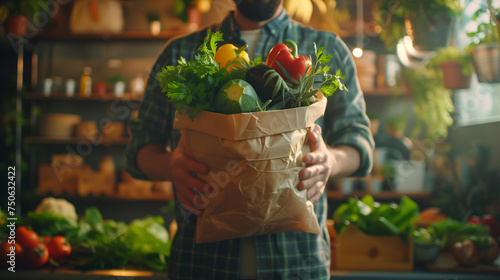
xmin=467 ymin=0 xmax=500 ymax=83
xmin=376 ymin=0 xmax=463 ymax=51
xmin=146 ymin=11 xmax=160 ymax=35
xmin=427 ymin=46 xmax=474 ymax=89
xmin=108 ymin=74 xmax=126 ymax=97
xmin=2 ymin=0 xmax=46 ymax=36
xmin=400 ymin=67 xmax=454 ymax=140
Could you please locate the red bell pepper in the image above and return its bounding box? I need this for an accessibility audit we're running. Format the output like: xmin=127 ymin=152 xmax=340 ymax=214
xmin=265 ymin=39 xmax=312 ymax=83
xmin=468 ymin=215 xmax=482 ymax=225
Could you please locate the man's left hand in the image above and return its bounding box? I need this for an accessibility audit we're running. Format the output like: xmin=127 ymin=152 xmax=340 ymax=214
xmin=298 ymin=124 xmax=333 ymax=204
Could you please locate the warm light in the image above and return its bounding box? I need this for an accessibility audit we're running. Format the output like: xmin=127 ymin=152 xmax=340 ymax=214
xmin=352 ymin=47 xmax=364 ymax=58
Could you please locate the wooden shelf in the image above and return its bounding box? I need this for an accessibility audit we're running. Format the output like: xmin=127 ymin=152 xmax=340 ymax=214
xmin=327 ymin=190 xmax=433 ymax=201
xmin=41 ymin=193 xmax=174 ymax=202
xmin=36 ymin=30 xmax=188 ymax=41
xmin=24 ymin=92 xmax=143 ymax=101
xmin=24 ymin=136 xmax=130 ymax=145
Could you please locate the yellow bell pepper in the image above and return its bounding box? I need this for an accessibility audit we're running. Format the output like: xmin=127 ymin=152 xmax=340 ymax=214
xmin=214 ymin=44 xmax=249 ymax=72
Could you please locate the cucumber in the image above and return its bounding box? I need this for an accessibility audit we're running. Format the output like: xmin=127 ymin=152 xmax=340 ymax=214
xmin=215 ymin=79 xmax=263 ymax=114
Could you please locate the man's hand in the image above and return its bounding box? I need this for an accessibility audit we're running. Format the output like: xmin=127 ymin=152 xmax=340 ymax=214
xmin=298 ymin=125 xmax=362 ymax=204
xmin=298 ymin=125 xmax=333 ymax=204
xmin=169 ymin=136 xmax=209 ymax=215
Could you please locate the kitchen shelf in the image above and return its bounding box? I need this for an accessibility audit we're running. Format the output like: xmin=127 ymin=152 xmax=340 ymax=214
xmin=24 ymin=92 xmax=143 ymax=101
xmin=36 ymin=30 xmax=187 ymax=41
xmin=24 ymin=136 xmax=130 ymax=145
xmin=327 ymin=190 xmax=433 ymax=201
xmin=38 ymin=193 xmax=174 ymax=202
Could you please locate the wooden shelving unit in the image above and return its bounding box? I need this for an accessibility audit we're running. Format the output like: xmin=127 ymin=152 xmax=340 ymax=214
xmin=37 ymin=30 xmax=188 ymax=41
xmin=24 ymin=136 xmax=130 ymax=145
xmin=24 ymin=92 xmax=143 ymax=101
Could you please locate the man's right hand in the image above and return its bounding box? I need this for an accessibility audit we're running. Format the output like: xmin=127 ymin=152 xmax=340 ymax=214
xmin=169 ymin=136 xmax=209 ymax=215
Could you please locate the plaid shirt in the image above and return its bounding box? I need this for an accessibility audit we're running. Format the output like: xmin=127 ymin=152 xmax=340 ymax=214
xmin=126 ymin=10 xmax=374 ymax=280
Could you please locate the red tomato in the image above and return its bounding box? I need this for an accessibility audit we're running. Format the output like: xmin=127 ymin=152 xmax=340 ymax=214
xmin=22 ymin=243 xmax=49 ymax=268
xmin=16 ymin=226 xmax=39 ymax=249
xmin=482 ymin=214 xmax=500 ymax=239
xmin=467 ymin=215 xmax=482 ymax=225
xmin=40 ymin=236 xmax=51 ymax=244
xmin=47 ymin=236 xmax=71 ymax=264
xmin=0 ymin=241 xmax=23 ymax=267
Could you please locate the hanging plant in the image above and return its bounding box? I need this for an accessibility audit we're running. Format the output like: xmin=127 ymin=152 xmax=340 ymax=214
xmin=375 ymin=0 xmax=463 ymax=51
xmin=426 ymin=46 xmax=474 ymax=89
xmin=467 ymin=0 xmax=500 ymax=83
xmin=400 ymin=67 xmax=454 ymax=140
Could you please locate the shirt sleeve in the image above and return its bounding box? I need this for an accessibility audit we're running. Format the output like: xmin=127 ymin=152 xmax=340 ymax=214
xmin=124 ymin=43 xmax=176 ymax=181
xmin=321 ymin=35 xmax=375 ymax=177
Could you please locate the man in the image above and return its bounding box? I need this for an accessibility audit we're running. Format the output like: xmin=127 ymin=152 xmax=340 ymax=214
xmin=125 ymin=0 xmax=374 ymax=279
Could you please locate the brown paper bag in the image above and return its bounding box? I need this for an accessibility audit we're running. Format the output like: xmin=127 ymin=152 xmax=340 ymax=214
xmin=174 ymin=94 xmax=327 ymax=243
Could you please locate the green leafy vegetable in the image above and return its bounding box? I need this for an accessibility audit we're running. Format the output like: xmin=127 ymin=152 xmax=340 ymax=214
xmin=333 ymin=195 xmax=419 ymax=241
xmin=27 ymin=211 xmax=78 ymax=237
xmin=156 ymin=31 xmax=234 ymax=120
xmin=123 ymin=216 xmax=171 ymax=271
xmin=65 ymin=207 xmax=172 ymax=271
xmin=429 ymin=218 xmax=490 ymax=250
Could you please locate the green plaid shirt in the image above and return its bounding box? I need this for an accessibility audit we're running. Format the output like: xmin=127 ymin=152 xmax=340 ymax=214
xmin=126 ymin=10 xmax=374 ymax=280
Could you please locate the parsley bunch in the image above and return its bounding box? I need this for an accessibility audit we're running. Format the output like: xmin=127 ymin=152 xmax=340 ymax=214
xmin=156 ymin=31 xmax=231 ymax=120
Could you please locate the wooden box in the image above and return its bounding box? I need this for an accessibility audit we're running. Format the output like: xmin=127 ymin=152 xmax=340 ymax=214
xmin=38 ymin=164 xmax=79 ymax=196
xmin=335 ymin=225 xmax=413 ymax=271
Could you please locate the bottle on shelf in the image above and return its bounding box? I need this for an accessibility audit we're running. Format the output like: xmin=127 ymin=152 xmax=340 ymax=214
xmin=80 ymin=67 xmax=93 ymax=97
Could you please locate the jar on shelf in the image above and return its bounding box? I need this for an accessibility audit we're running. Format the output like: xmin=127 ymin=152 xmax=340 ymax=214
xmin=80 ymin=67 xmax=93 ymax=97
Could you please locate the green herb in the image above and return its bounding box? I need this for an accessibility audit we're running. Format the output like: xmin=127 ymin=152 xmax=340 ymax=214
xmin=429 ymin=218 xmax=490 ymax=250
xmin=156 ymin=30 xmax=231 ymax=120
xmin=276 ymin=43 xmax=346 ymax=108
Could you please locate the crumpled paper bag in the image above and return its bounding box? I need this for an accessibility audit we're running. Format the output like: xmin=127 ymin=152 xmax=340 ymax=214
xmin=173 ymin=94 xmax=327 ymax=243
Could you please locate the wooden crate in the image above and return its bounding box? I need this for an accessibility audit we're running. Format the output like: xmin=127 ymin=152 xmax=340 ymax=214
xmin=38 ymin=164 xmax=79 ymax=196
xmin=335 ymin=225 xmax=413 ymax=271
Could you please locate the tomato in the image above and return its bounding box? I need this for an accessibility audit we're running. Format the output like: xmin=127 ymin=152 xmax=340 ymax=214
xmin=481 ymin=214 xmax=500 ymax=239
xmin=40 ymin=236 xmax=51 ymax=244
xmin=0 ymin=240 xmax=23 ymax=267
xmin=22 ymin=243 xmax=49 ymax=268
xmin=467 ymin=215 xmax=482 ymax=225
xmin=47 ymin=236 xmax=71 ymax=264
xmin=16 ymin=226 xmax=39 ymax=250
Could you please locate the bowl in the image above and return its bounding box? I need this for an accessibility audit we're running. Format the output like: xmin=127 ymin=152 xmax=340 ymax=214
xmin=414 ymin=243 xmax=441 ymax=265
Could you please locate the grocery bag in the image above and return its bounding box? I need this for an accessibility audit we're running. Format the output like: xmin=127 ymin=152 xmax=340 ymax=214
xmin=173 ymin=94 xmax=327 ymax=243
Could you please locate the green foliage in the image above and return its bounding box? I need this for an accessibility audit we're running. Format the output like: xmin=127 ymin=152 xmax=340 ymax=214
xmin=401 ymin=67 xmax=454 ymax=140
xmin=173 ymin=0 xmax=192 ymax=23
xmin=156 ymin=30 xmax=232 ymax=120
xmin=27 ymin=211 xmax=78 ymax=237
xmin=64 ymin=207 xmax=172 ymax=271
xmin=276 ymin=43 xmax=346 ymax=109
xmin=333 ymin=195 xmax=420 ymax=241
xmin=429 ymin=218 xmax=490 ymax=249
xmin=146 ymin=11 xmax=160 ymax=22
xmin=375 ymin=0 xmax=463 ymax=51
xmin=3 ymin=0 xmax=48 ymax=17
xmin=434 ymin=141 xmax=500 ymax=221
xmin=427 ymin=46 xmax=474 ymax=76
xmin=466 ymin=1 xmax=500 ymax=48
xmin=156 ymin=31 xmax=345 ymax=119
